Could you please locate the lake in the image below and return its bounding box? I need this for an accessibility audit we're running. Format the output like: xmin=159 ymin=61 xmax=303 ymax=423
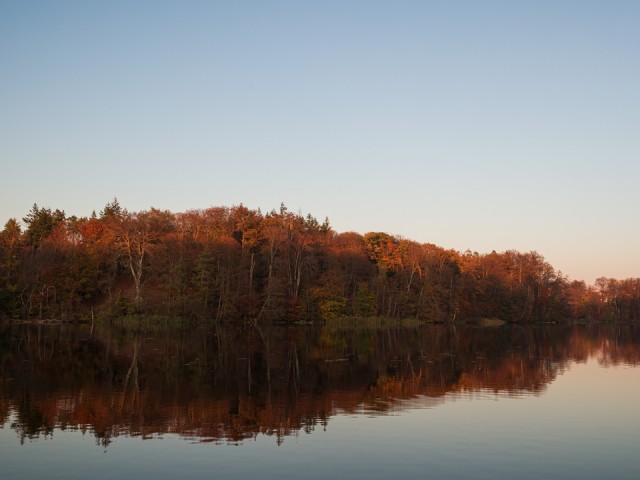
xmin=1 ymin=321 xmax=639 ymax=479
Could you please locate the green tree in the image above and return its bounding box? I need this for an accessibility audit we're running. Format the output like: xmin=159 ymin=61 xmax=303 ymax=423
xmin=22 ymin=204 xmax=65 ymax=247
xmin=0 ymin=219 xmax=23 ymax=317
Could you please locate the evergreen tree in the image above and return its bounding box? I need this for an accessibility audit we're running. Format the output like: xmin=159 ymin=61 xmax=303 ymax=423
xmin=22 ymin=204 xmax=65 ymax=247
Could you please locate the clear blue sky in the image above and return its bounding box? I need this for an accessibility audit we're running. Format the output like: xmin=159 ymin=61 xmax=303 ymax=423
xmin=1 ymin=0 xmax=638 ymax=283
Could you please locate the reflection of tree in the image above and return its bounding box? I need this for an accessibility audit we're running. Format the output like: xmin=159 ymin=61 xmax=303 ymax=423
xmin=121 ymin=339 xmax=139 ymax=409
xmin=10 ymin=398 xmax=55 ymax=444
xmin=1 ymin=323 xmax=639 ymax=446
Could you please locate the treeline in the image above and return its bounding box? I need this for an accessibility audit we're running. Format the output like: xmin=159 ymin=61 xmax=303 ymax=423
xmin=0 ymin=200 xmax=638 ymax=322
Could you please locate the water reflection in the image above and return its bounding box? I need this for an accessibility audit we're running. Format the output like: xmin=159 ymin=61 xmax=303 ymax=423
xmin=1 ymin=322 xmax=638 ymax=446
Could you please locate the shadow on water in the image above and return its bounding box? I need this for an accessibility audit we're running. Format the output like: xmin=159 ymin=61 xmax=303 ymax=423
xmin=1 ymin=321 xmax=639 ymax=446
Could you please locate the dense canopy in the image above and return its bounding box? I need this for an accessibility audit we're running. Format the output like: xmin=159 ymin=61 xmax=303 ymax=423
xmin=0 ymin=200 xmax=638 ymax=322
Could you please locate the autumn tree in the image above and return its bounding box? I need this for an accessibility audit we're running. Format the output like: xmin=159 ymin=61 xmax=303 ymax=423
xmin=230 ymin=205 xmax=263 ymax=298
xmin=110 ymin=208 xmax=174 ymax=311
xmin=258 ymin=209 xmax=287 ymax=319
xmin=363 ymin=232 xmax=401 ymax=272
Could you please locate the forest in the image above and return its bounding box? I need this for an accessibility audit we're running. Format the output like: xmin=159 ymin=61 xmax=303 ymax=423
xmin=0 ymin=200 xmax=638 ymax=323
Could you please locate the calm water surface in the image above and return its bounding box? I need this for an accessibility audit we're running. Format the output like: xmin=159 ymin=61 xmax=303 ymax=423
xmin=1 ymin=322 xmax=639 ymax=479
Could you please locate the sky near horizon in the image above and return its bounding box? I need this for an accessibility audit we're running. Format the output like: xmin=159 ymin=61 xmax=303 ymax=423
xmin=1 ymin=1 xmax=639 ymax=284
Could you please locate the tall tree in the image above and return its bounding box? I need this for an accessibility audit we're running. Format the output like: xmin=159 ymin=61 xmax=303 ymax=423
xmin=22 ymin=204 xmax=65 ymax=247
xmin=0 ymin=219 xmax=23 ymax=316
xmin=110 ymin=209 xmax=174 ymax=311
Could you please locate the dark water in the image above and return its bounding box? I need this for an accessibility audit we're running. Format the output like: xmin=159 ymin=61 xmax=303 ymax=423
xmin=1 ymin=321 xmax=639 ymax=479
